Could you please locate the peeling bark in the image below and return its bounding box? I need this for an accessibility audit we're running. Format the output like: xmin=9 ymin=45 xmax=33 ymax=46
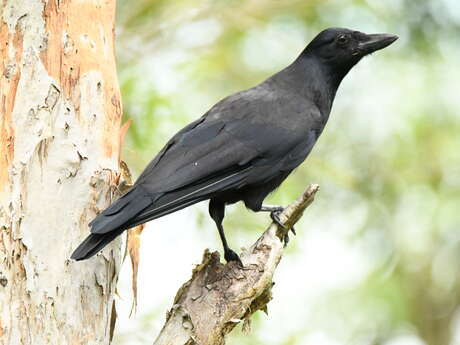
xmin=153 ymin=185 xmax=320 ymax=345
xmin=0 ymin=1 xmax=122 ymax=344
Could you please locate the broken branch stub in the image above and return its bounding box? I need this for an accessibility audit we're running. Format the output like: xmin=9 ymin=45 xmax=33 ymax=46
xmin=153 ymin=184 xmax=320 ymax=345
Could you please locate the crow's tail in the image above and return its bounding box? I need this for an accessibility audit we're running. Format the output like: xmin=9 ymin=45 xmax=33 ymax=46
xmin=71 ymin=186 xmax=153 ymax=261
xmin=71 ymin=165 xmax=254 ymax=261
xmin=70 ymin=230 xmax=125 ymax=261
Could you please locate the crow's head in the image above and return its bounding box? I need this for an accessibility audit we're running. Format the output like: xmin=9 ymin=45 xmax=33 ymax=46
xmin=304 ymin=27 xmax=398 ymax=72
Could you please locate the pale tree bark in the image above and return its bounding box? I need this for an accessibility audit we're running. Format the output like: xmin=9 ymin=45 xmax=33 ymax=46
xmin=153 ymin=184 xmax=320 ymax=345
xmin=0 ymin=1 xmax=123 ymax=344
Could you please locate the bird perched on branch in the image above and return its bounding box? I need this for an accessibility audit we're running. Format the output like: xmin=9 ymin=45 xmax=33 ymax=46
xmin=72 ymin=27 xmax=397 ymax=265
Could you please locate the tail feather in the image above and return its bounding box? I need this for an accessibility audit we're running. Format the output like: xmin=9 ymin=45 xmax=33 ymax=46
xmin=70 ymin=230 xmax=124 ymax=261
xmin=71 ymin=165 xmax=254 ymax=261
xmin=90 ymin=187 xmax=153 ymax=234
xmin=71 ymin=187 xmax=153 ymax=261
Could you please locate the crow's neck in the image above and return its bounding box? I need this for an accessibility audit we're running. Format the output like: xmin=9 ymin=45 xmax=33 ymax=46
xmin=283 ymin=55 xmax=348 ymax=116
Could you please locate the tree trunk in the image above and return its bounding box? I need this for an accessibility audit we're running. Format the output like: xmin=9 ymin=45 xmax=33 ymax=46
xmin=0 ymin=1 xmax=122 ymax=344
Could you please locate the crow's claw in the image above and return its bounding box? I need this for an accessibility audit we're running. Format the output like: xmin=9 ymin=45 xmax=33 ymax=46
xmin=270 ymin=209 xmax=288 ymax=230
xmin=224 ymin=249 xmax=243 ymax=268
xmin=282 ymin=233 xmax=290 ymax=247
xmin=269 ymin=208 xmax=296 ymax=245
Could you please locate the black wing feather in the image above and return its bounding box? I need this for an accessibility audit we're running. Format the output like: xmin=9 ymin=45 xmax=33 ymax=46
xmin=89 ymin=186 xmax=154 ymax=234
xmin=71 ymin=85 xmax=322 ymax=261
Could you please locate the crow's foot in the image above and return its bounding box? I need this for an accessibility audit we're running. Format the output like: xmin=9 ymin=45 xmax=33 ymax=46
xmin=224 ymin=248 xmax=243 ymax=267
xmin=282 ymin=232 xmax=290 ymax=247
xmin=267 ymin=207 xmax=296 ymax=238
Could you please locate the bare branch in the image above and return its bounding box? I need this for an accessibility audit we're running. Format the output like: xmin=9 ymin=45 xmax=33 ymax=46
xmin=153 ymin=184 xmax=320 ymax=345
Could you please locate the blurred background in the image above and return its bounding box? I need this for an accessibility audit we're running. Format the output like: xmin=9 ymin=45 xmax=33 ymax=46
xmin=112 ymin=1 xmax=460 ymax=344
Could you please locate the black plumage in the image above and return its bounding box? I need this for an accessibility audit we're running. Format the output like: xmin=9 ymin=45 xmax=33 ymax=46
xmin=71 ymin=28 xmax=397 ymax=263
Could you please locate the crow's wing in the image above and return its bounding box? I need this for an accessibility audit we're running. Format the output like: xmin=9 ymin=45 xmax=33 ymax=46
xmin=137 ymin=84 xmax=321 ymax=187
xmin=90 ymin=86 xmax=322 ymax=235
xmin=71 ymin=87 xmax=322 ymax=260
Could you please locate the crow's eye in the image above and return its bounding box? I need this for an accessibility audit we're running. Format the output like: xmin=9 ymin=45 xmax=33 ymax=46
xmin=337 ymin=35 xmax=348 ymax=44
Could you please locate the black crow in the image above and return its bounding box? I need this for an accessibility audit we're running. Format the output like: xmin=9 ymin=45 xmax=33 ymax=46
xmin=71 ymin=28 xmax=397 ymax=264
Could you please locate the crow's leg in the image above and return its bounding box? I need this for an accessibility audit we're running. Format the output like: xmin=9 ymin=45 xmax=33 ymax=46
xmin=260 ymin=205 xmax=296 ymax=246
xmin=209 ymin=199 xmax=243 ymax=266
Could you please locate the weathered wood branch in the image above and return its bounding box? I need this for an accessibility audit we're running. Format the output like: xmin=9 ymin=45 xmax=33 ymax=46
xmin=153 ymin=184 xmax=320 ymax=345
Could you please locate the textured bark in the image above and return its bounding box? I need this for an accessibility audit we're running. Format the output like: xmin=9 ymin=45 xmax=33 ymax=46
xmin=153 ymin=184 xmax=320 ymax=345
xmin=0 ymin=1 xmax=122 ymax=344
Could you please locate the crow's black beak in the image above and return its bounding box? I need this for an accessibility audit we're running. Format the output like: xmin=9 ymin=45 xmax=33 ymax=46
xmin=357 ymin=33 xmax=398 ymax=55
